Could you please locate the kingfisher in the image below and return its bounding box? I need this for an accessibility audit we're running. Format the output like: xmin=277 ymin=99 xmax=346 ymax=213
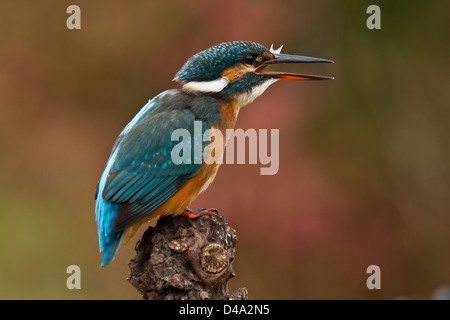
xmin=95 ymin=41 xmax=333 ymax=267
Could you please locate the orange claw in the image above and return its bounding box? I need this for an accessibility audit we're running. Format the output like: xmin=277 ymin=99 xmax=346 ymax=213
xmin=181 ymin=208 xmax=218 ymax=219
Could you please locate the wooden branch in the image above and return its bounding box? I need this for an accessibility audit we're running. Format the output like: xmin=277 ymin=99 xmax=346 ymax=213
xmin=127 ymin=211 xmax=248 ymax=300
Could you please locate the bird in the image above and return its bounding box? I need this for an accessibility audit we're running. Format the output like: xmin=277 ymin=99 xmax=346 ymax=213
xmin=95 ymin=41 xmax=333 ymax=267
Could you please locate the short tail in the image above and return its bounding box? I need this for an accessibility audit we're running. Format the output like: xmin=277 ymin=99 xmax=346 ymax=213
xmin=95 ymin=194 xmax=124 ymax=267
xmin=100 ymin=229 xmax=124 ymax=268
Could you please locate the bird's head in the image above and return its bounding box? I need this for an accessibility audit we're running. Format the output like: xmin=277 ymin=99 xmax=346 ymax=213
xmin=174 ymin=41 xmax=333 ymax=107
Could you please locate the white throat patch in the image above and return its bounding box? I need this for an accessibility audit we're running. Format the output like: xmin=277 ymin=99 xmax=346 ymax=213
xmin=234 ymin=78 xmax=278 ymax=109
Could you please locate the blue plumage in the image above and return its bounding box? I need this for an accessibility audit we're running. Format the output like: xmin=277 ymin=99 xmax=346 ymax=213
xmin=176 ymin=41 xmax=267 ymax=83
xmin=95 ymin=147 xmax=123 ymax=267
xmin=95 ymin=89 xmax=213 ymax=266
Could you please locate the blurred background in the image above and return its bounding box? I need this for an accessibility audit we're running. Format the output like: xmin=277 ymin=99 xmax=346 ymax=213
xmin=0 ymin=0 xmax=449 ymax=299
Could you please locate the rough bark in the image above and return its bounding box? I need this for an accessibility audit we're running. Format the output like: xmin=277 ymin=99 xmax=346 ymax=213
xmin=127 ymin=212 xmax=247 ymax=300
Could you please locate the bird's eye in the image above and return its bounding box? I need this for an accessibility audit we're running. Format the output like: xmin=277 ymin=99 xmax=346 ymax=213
xmin=243 ymin=54 xmax=257 ymax=65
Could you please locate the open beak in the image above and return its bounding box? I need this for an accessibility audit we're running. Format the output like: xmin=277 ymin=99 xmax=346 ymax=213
xmin=255 ymin=53 xmax=334 ymax=80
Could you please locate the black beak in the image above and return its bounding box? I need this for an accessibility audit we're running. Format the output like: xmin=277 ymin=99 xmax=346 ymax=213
xmin=255 ymin=53 xmax=334 ymax=80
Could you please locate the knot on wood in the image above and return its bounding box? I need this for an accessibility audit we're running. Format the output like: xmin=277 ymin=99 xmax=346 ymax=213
xmin=200 ymin=243 xmax=228 ymax=274
xmin=127 ymin=212 xmax=247 ymax=300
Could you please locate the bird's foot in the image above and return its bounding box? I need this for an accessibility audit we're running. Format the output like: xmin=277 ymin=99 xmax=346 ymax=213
xmin=181 ymin=208 xmax=219 ymax=219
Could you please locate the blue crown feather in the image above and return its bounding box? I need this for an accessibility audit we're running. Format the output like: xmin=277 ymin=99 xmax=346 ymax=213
xmin=175 ymin=41 xmax=268 ymax=83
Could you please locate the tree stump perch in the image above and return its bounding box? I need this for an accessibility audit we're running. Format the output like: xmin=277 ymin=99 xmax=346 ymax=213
xmin=127 ymin=211 xmax=248 ymax=300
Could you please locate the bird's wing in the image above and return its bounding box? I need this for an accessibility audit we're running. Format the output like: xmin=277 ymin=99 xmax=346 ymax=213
xmin=102 ymin=107 xmax=209 ymax=232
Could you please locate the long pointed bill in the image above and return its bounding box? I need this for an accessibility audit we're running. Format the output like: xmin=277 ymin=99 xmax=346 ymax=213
xmin=265 ymin=53 xmax=334 ymax=64
xmin=255 ymin=53 xmax=334 ymax=80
